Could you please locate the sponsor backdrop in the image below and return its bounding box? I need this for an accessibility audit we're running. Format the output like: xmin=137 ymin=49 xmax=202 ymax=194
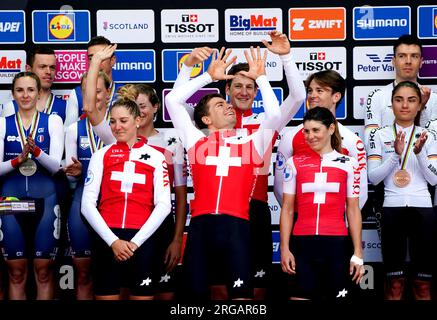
xmin=0 ymin=0 xmax=435 ymax=299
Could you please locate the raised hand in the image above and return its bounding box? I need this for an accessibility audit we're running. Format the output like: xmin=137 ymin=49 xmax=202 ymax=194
xmin=184 ymin=47 xmax=213 ymax=67
xmin=394 ymin=130 xmax=406 ymax=156
xmin=239 ymin=46 xmax=267 ymax=80
xmin=92 ymin=44 xmax=117 ymax=64
xmin=262 ymin=30 xmax=290 ymax=55
xmin=17 ymin=143 xmax=31 ymax=164
xmin=413 ymin=130 xmax=428 ymax=154
xmin=206 ymin=47 xmax=236 ymax=81
xmin=420 ymin=86 xmax=431 ymax=110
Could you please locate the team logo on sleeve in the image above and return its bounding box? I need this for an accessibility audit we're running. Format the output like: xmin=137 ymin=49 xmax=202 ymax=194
xmin=283 ymin=165 xmax=293 ymax=182
xmin=333 ymin=156 xmax=350 ymax=163
xmin=162 ymin=160 xmax=169 ymax=187
xmin=84 ymin=170 xmax=94 ymax=185
xmin=276 ymin=152 xmax=286 ymax=170
xmin=80 ymin=136 xmax=90 ymax=150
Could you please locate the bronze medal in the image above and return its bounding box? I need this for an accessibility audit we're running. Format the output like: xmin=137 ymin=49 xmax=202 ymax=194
xmin=393 ymin=169 xmax=411 ymax=188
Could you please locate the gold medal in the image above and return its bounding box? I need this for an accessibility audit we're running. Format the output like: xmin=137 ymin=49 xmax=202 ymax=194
xmin=19 ymin=159 xmax=37 ymax=177
xmin=393 ymin=169 xmax=411 ymax=188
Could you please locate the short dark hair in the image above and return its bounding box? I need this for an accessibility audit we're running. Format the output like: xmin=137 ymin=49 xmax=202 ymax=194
xmin=87 ymin=36 xmax=112 ymax=49
xmin=303 ymin=106 xmax=342 ymax=153
xmin=393 ymin=34 xmax=422 ymax=56
xmin=27 ymin=46 xmax=56 ymax=67
xmin=305 ymin=70 xmax=346 ymax=109
xmin=226 ymin=63 xmax=256 ymax=87
xmin=12 ymin=71 xmax=41 ymax=93
xmin=193 ymin=93 xmax=224 ymax=129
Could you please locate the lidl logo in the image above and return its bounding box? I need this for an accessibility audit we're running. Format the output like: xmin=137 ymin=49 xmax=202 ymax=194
xmin=0 ymin=11 xmax=26 ymax=43
xmin=49 ymin=14 xmax=74 ymax=40
xmin=162 ymin=49 xmax=213 ymax=82
xmin=418 ymin=6 xmax=437 ymax=39
xmin=288 ymin=7 xmax=346 ymax=41
xmin=353 ymin=6 xmax=411 ymax=40
xmin=32 ymin=10 xmax=90 ymax=44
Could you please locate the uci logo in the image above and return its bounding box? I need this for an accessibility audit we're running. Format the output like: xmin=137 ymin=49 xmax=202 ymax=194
xmin=49 ymin=14 xmax=74 ymax=39
xmin=6 ymin=135 xmax=20 ymax=142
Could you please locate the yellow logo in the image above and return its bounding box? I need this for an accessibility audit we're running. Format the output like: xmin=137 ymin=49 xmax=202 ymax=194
xmin=178 ymin=53 xmax=203 ymax=78
xmin=49 ymin=14 xmax=74 ymax=39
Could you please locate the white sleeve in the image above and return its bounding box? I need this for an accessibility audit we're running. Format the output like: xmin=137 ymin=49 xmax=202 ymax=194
xmin=36 ymin=114 xmax=63 ymax=174
xmin=65 ymin=123 xmax=79 ymax=182
xmin=276 ymin=53 xmax=306 ymax=132
xmin=367 ymin=129 xmax=399 ymax=185
xmin=274 ymin=129 xmax=294 ymax=206
xmin=0 ymin=118 xmax=15 ymax=175
xmin=81 ymin=147 xmax=119 ymax=246
xmin=347 ymin=157 xmax=360 ymax=198
xmin=251 ymin=75 xmax=281 ymax=157
xmin=1 ymin=101 xmax=15 ymax=117
xmin=65 ymin=89 xmax=79 ymax=129
xmin=173 ymin=64 xmax=196 ymax=120
xmin=344 ymin=134 xmax=368 ymax=209
xmin=416 ymin=130 xmax=437 ymax=185
xmin=130 ymin=157 xmax=172 ymax=247
xmin=165 ymin=72 xmax=210 ymax=150
xmin=364 ymin=89 xmax=382 ymax=145
xmin=282 ymin=158 xmax=297 ymax=195
xmin=93 ymin=119 xmax=116 ymax=145
xmin=172 ymin=138 xmax=187 ymax=187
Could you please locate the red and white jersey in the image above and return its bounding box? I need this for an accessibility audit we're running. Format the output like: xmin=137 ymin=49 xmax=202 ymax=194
xmin=275 ymin=122 xmax=367 ymax=209
xmin=176 ymin=52 xmax=306 ymax=204
xmin=81 ymin=136 xmax=171 ymax=247
xmin=283 ymin=150 xmax=360 ymax=236
xmin=166 ymin=70 xmax=281 ymax=221
xmin=92 ymin=122 xmax=187 ymax=189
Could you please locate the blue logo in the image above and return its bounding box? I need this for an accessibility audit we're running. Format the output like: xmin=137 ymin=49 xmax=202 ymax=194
xmin=32 ymin=10 xmax=90 ymax=43
xmin=162 ymin=49 xmax=213 ymax=82
xmin=418 ymin=6 xmax=437 ymax=39
xmin=272 ymin=231 xmax=280 ymax=264
xmin=366 ymin=53 xmax=394 ymax=63
xmin=229 ymin=14 xmax=278 ymax=31
xmin=0 ymin=11 xmax=25 ymax=43
xmin=353 ymin=6 xmax=410 ymax=40
xmin=112 ymin=50 xmax=155 ymax=83
xmin=249 ymin=88 xmax=283 ymax=114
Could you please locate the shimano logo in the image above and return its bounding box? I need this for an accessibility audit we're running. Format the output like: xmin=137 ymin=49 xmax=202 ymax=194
xmin=113 ymin=62 xmax=152 ymax=71
xmin=357 ymin=19 xmax=408 ymax=29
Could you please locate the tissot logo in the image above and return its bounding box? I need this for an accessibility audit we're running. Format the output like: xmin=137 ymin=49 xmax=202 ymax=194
xmin=161 ymin=9 xmax=218 ymax=43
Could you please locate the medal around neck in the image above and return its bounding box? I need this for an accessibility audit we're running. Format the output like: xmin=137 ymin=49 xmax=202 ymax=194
xmin=393 ymin=169 xmax=411 ymax=188
xmin=19 ymin=159 xmax=37 ymax=177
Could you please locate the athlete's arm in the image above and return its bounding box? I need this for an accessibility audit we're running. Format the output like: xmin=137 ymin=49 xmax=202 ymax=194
xmin=279 ymin=158 xmax=297 ymax=275
xmin=415 ymin=130 xmax=437 ymax=185
xmin=367 ymin=129 xmax=400 ymax=185
xmin=1 ymin=101 xmax=15 ymax=118
xmin=34 ymin=114 xmax=63 ymax=174
xmin=64 ymin=122 xmax=80 ymax=182
xmin=0 ymin=118 xmax=18 ymax=175
xmin=92 ymin=119 xmax=116 ymax=145
xmin=130 ymin=157 xmax=172 ymax=247
xmin=364 ymin=89 xmax=382 ymax=145
xmin=65 ymin=88 xmax=79 ymax=129
xmin=81 ymin=146 xmax=119 ymax=246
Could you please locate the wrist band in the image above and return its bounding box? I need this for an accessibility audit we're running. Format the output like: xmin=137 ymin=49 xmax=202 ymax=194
xmin=350 ymin=255 xmax=363 ymax=266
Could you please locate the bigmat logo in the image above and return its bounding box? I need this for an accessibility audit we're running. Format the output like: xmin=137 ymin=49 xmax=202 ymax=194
xmin=161 ymin=88 xmax=220 ymax=122
xmin=0 ymin=11 xmax=25 ymax=43
xmin=97 ymin=10 xmax=155 ymax=43
xmin=418 ymin=6 xmax=437 ymax=39
xmin=353 ymin=6 xmax=411 ymax=40
xmin=353 ymin=86 xmax=384 ymax=120
xmin=54 ymin=50 xmax=88 ymax=83
xmin=419 ymin=46 xmax=437 ymax=79
xmin=225 ymin=8 xmax=282 ymax=42
xmin=0 ymin=50 xmax=26 ymax=84
xmin=162 ymin=49 xmax=214 ymax=83
xmin=32 ymin=10 xmax=90 ymax=44
xmin=226 ymin=48 xmax=283 ymax=81
xmin=353 ymin=46 xmax=395 ymax=80
xmin=161 ymin=9 xmax=218 ymax=43
xmin=289 ymin=7 xmax=346 ymax=41
xmin=292 ymin=47 xmax=347 ymax=79
xmin=112 ymin=50 xmax=155 ymax=83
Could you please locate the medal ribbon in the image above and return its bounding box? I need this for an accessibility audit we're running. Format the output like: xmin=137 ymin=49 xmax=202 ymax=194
xmin=16 ymin=111 xmax=40 ymax=159
xmin=86 ymin=118 xmax=103 ymax=154
xmin=393 ymin=124 xmax=416 ymax=170
xmin=43 ymin=93 xmax=54 ymax=114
